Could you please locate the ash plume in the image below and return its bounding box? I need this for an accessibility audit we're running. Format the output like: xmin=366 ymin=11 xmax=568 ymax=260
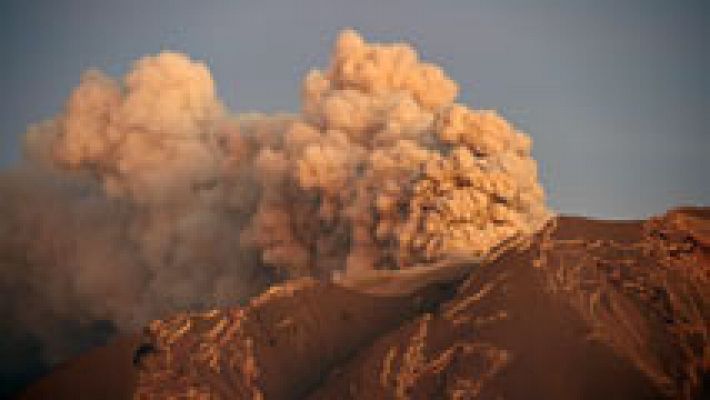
xmin=0 ymin=30 xmax=549 ymax=363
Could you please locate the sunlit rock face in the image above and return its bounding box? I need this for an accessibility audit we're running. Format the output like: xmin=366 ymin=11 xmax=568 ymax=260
xmin=133 ymin=208 xmax=710 ymax=400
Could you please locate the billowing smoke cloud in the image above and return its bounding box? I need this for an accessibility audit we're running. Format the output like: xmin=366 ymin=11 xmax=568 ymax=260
xmin=0 ymin=30 xmax=549 ymax=364
xmin=243 ymin=30 xmax=549 ymax=277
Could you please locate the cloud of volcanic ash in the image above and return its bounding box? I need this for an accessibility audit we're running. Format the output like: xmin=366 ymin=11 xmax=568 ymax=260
xmin=0 ymin=30 xmax=549 ymax=364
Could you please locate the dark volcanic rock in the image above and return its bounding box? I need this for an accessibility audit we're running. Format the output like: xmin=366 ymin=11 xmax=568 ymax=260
xmin=16 ymin=335 xmax=141 ymax=400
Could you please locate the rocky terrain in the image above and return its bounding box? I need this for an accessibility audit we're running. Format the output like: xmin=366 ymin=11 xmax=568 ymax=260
xmin=18 ymin=207 xmax=708 ymax=399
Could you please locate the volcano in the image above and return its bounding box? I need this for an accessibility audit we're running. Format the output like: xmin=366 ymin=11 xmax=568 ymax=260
xmin=3 ymin=29 xmax=708 ymax=400
xmin=16 ymin=207 xmax=710 ymax=399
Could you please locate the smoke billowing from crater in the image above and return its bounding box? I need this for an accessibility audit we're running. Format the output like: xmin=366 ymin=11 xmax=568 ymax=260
xmin=0 ymin=30 xmax=549 ymax=362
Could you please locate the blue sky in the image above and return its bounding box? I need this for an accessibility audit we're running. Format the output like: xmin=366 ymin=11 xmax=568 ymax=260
xmin=1 ymin=0 xmax=708 ymax=218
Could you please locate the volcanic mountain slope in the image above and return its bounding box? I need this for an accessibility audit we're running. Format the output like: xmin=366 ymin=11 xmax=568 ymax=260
xmin=18 ymin=208 xmax=710 ymax=399
xmin=131 ymin=207 xmax=709 ymax=400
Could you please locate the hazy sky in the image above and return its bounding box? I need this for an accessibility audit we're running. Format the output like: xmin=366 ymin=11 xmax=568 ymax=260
xmin=1 ymin=0 xmax=707 ymax=219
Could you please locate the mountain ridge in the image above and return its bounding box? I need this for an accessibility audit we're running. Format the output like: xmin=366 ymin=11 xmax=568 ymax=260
xmin=17 ymin=207 xmax=710 ymax=399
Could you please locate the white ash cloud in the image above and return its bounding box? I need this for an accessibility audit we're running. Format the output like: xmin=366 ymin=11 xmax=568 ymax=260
xmin=0 ymin=30 xmax=549 ymax=362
